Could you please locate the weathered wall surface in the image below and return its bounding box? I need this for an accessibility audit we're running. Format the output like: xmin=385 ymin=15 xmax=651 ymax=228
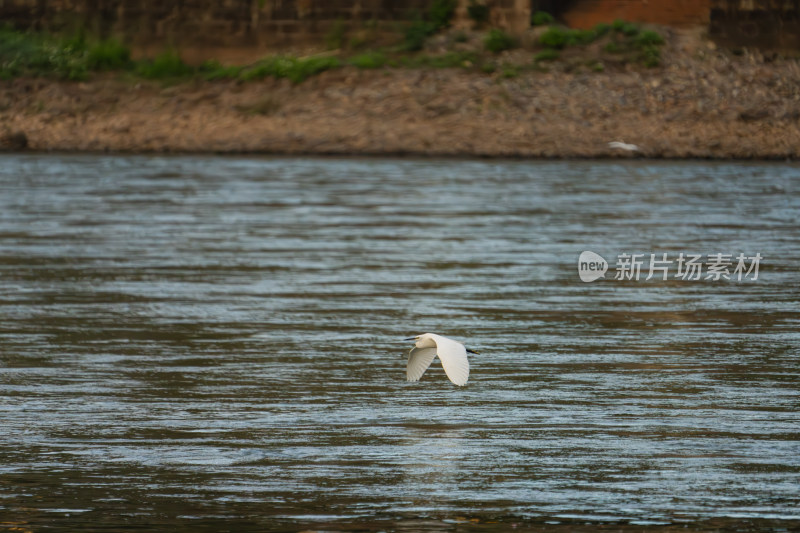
xmin=1 ymin=0 xmax=434 ymax=49
xmin=710 ymin=0 xmax=800 ymax=50
xmin=560 ymin=0 xmax=712 ymax=28
xmin=0 ymin=0 xmax=711 ymax=48
xmin=3 ymin=0 xmax=799 ymax=54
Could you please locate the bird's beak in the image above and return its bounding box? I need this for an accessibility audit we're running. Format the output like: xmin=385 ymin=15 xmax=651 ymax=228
xmin=404 ymin=336 xmax=417 ymax=341
xmin=466 ymin=348 xmax=479 ymax=355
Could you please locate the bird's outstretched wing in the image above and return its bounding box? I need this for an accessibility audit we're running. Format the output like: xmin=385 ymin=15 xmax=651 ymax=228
xmin=407 ymin=347 xmax=437 ymax=382
xmin=431 ymin=335 xmax=470 ymax=386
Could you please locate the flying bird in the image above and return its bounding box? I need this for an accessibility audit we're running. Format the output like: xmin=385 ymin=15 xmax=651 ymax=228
xmin=404 ymin=333 xmax=477 ymax=386
xmin=607 ymin=141 xmax=640 ymax=152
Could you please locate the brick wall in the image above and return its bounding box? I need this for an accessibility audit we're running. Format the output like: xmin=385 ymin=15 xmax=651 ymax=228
xmin=0 ymin=0 xmax=532 ymax=45
xmin=710 ymin=1 xmax=800 ymax=50
xmin=562 ymin=0 xmax=712 ymax=29
xmin=0 ymin=0 xmax=433 ymax=49
xmin=0 ymin=0 xmax=717 ymax=57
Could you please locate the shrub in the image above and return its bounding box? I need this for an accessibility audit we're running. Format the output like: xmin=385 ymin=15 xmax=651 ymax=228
xmin=539 ymin=26 xmax=569 ymax=49
xmin=612 ymin=19 xmax=639 ymax=37
xmin=350 ymin=51 xmax=387 ymax=69
xmin=533 ymin=49 xmax=559 ymax=62
xmin=467 ymin=1 xmax=490 ymax=26
xmin=639 ymin=46 xmax=661 ymax=67
xmin=592 ymin=23 xmax=612 ymax=37
xmin=402 ymin=18 xmax=436 ymax=51
xmin=501 ymin=64 xmax=519 ymax=78
xmin=401 ymin=0 xmax=457 ymax=51
xmin=484 ymin=28 xmax=516 ymax=53
xmin=570 ymin=28 xmax=601 ymax=45
xmin=39 ymin=42 xmax=89 ymax=80
xmin=0 ymin=27 xmax=89 ymax=80
xmin=198 ymin=60 xmax=242 ymax=80
xmin=540 ymin=26 xmax=604 ymax=49
xmin=240 ymin=56 xmax=340 ymax=83
xmin=136 ymin=50 xmax=193 ymax=79
xmin=0 ymin=26 xmax=38 ymax=65
xmin=429 ymin=0 xmax=457 ymax=30
xmin=635 ymin=29 xmax=665 ymax=47
xmin=86 ymin=38 xmax=131 ymax=71
xmin=531 ymin=11 xmax=555 ymax=26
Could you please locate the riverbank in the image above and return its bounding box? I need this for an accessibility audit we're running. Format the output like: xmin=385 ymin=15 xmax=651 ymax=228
xmin=2 ymin=28 xmax=799 ymax=159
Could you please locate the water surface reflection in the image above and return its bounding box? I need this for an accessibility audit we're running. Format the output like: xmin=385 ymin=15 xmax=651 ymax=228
xmin=0 ymin=155 xmax=798 ymax=531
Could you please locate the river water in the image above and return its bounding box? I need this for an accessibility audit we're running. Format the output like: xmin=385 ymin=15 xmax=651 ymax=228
xmin=1 ymin=155 xmax=798 ymax=532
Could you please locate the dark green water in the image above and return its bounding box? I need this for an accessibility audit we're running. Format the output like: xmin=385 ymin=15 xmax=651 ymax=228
xmin=1 ymin=155 xmax=798 ymax=532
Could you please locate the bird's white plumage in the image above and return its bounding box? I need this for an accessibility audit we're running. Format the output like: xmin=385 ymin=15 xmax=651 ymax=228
xmin=607 ymin=141 xmax=640 ymax=152
xmin=407 ymin=347 xmax=437 ymax=382
xmin=405 ymin=333 xmax=470 ymax=386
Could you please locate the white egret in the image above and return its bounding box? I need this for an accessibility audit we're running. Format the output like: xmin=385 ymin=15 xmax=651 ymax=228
xmin=404 ymin=333 xmax=477 ymax=386
xmin=608 ymin=141 xmax=640 ymax=152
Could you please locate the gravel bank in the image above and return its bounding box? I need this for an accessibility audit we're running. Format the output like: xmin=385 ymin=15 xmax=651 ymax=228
xmin=2 ymin=33 xmax=799 ymax=159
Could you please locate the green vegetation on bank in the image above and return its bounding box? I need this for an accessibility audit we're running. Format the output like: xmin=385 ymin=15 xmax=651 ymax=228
xmin=0 ymin=26 xmax=131 ymax=80
xmin=0 ymin=15 xmax=666 ymax=84
xmin=531 ymin=11 xmax=555 ymax=26
xmin=538 ymin=19 xmax=665 ymax=67
xmin=484 ymin=29 xmax=517 ymax=54
xmin=402 ymin=0 xmax=457 ymax=51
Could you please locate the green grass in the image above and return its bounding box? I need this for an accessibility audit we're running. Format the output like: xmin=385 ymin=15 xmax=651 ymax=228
xmin=198 ymin=59 xmax=242 ymax=80
xmin=86 ymin=38 xmax=131 ymax=70
xmin=539 ymin=26 xmax=605 ymax=49
xmin=533 ymin=49 xmax=559 ymax=62
xmin=350 ymin=51 xmax=387 ymax=69
xmin=500 ymin=64 xmax=519 ymax=78
xmin=536 ymin=20 xmax=665 ymax=68
xmin=0 ymin=26 xmax=137 ymax=80
xmin=401 ymin=0 xmax=457 ymax=52
xmin=240 ymin=56 xmax=340 ymax=83
xmin=402 ymin=18 xmax=436 ymax=52
xmin=428 ymin=0 xmax=457 ymax=30
xmin=0 ymin=19 xmax=668 ymax=84
xmin=401 ymin=50 xmax=479 ymax=68
xmin=531 ymin=11 xmax=555 ymax=26
xmin=635 ymin=30 xmax=665 ymax=47
xmin=484 ymin=29 xmax=516 ymax=53
xmin=0 ymin=26 xmax=87 ymax=80
xmin=136 ymin=49 xmax=193 ymax=79
xmin=612 ymin=19 xmax=639 ymax=37
xmin=639 ymin=46 xmax=661 ymax=67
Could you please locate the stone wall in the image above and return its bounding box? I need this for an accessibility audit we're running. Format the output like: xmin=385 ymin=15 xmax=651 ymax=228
xmin=560 ymin=0 xmax=712 ymax=28
xmin=1 ymin=0 xmax=434 ymax=50
xmin=1 ymin=0 xmax=714 ymax=50
xmin=710 ymin=0 xmax=800 ymax=50
xmin=13 ymin=0 xmax=797 ymax=57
